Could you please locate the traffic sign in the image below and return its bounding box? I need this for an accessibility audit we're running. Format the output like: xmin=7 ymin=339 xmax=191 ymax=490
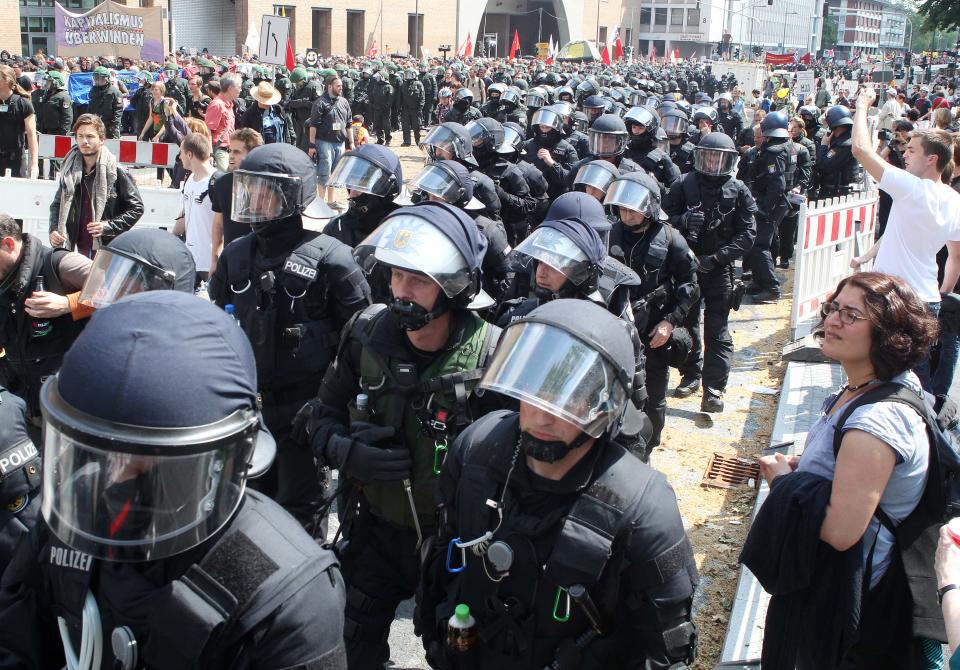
xmin=305 ymin=48 xmax=319 ymax=67
xmin=795 ymin=71 xmax=814 ymax=100
xmin=258 ymin=14 xmax=290 ymax=66
xmin=189 ymin=47 xmax=197 ymax=58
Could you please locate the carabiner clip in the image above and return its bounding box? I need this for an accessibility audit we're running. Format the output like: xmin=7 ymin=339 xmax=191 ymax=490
xmin=433 ymin=439 xmax=449 ymax=475
xmin=552 ymin=586 xmax=571 ymax=622
xmin=446 ymin=537 xmax=466 ymax=573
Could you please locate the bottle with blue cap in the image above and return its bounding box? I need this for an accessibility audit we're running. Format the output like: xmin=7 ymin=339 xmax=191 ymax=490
xmin=224 ymin=304 xmax=241 ymax=327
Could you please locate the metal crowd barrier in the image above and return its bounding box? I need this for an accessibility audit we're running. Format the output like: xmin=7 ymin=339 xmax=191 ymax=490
xmin=789 ymin=191 xmax=879 ymax=340
xmin=0 ymin=175 xmax=183 ymax=244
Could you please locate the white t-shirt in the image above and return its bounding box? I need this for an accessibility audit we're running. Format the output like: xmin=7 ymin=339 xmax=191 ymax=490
xmin=182 ymin=172 xmax=215 ymax=273
xmin=875 ymin=165 xmax=960 ymax=302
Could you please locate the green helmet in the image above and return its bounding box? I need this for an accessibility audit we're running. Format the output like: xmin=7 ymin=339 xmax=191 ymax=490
xmin=385 ymin=61 xmax=398 ymax=73
xmin=93 ymin=66 xmax=110 ymax=78
xmin=404 ymin=68 xmax=417 ymax=80
xmin=319 ymin=68 xmax=337 ymax=77
xmin=47 ymin=70 xmax=66 ymax=88
xmin=290 ymin=66 xmax=308 ymax=83
xmin=253 ymin=65 xmax=270 ymax=80
xmin=198 ymin=57 xmax=215 ymax=68
xmin=334 ymin=63 xmax=347 ymax=74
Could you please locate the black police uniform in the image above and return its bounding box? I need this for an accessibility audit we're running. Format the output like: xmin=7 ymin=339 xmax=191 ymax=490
xmin=303 ymin=306 xmax=501 ymax=670
xmin=565 ymin=155 xmax=644 ymax=188
xmin=626 ymin=140 xmax=681 ymax=192
xmin=476 ymin=154 xmax=533 ymax=247
xmin=774 ymin=135 xmax=814 ymax=266
xmin=716 ymin=110 xmax=743 ymax=140
xmin=609 ymin=221 xmax=697 ymax=448
xmin=0 ymin=490 xmax=347 ymax=670
xmin=324 ymin=198 xmax=401 ymax=249
xmin=443 ymin=102 xmax=482 ymax=125
xmin=0 ymin=236 xmax=88 ymax=421
xmin=664 ymin=172 xmax=757 ymax=395
xmin=815 ymin=132 xmax=861 ymax=200
xmin=420 ymin=410 xmax=699 ymax=670
xmin=521 ymin=134 xmax=579 ymax=200
xmin=670 ymin=140 xmax=697 ymax=174
xmin=287 ymin=79 xmax=323 ymax=152
xmin=209 ymin=148 xmax=371 ymax=528
xmin=164 ymin=75 xmax=189 ymax=116
xmin=87 ymin=83 xmax=123 ymax=139
xmin=509 ymin=156 xmax=551 ymax=228
xmin=0 ymin=93 xmax=34 ymax=178
xmin=208 ymin=171 xmax=250 ymax=247
xmin=747 ymin=137 xmax=796 ymax=295
xmin=0 ymin=386 xmax=41 ymax=572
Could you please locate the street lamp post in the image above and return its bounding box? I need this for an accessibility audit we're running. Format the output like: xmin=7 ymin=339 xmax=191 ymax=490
xmin=782 ymin=10 xmax=798 ymax=52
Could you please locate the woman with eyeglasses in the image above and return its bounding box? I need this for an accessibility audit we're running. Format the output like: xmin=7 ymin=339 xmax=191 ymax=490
xmin=745 ymin=271 xmax=940 ymax=669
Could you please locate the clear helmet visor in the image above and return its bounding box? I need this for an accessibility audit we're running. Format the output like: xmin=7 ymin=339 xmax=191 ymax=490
xmin=531 ymin=108 xmax=563 ymax=131
xmin=501 ymin=125 xmax=524 ymax=151
xmin=409 ymin=164 xmax=464 ymax=204
xmin=693 ymin=148 xmax=738 ymax=176
xmin=628 ymin=92 xmax=646 ymax=106
xmin=512 ymin=227 xmax=592 ymax=286
xmin=39 ymin=382 xmax=259 ymax=562
xmin=661 ymin=115 xmax=688 ymax=138
xmin=354 ymin=214 xmax=471 ymax=298
xmin=419 ymin=125 xmax=469 ymax=161
xmin=574 ymin=163 xmax=618 ymax=192
xmin=78 ymin=249 xmax=176 ymax=309
xmin=479 ymin=322 xmax=627 ymax=437
xmin=604 ymin=179 xmax=656 ymax=217
xmin=525 ymin=92 xmax=546 ymax=107
xmin=588 ymin=132 xmax=627 ymax=158
xmin=624 ymin=106 xmax=656 ymax=129
xmin=231 ymin=170 xmax=302 ymax=224
xmin=328 ymin=155 xmax=394 ymax=195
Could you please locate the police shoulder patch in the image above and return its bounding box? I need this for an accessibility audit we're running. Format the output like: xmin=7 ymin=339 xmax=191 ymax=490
xmin=826 ymin=149 xmax=836 ymax=158
xmin=767 ymin=164 xmax=777 ymax=174
xmin=283 ymin=258 xmax=319 ymax=281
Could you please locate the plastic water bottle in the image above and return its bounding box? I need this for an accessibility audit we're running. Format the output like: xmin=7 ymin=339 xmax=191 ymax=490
xmin=224 ymin=304 xmax=241 ymax=327
xmin=447 ymin=603 xmax=478 ymax=656
xmin=30 ymin=276 xmax=52 ymax=338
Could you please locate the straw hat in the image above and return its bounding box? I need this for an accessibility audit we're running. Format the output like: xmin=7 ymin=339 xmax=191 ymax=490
xmin=252 ymin=81 xmax=281 ymax=105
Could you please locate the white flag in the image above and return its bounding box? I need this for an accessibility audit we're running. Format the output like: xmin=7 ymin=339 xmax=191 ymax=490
xmin=244 ymin=21 xmax=260 ymax=54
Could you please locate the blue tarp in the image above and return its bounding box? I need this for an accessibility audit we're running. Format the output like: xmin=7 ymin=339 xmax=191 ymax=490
xmin=67 ymin=69 xmax=159 ymax=105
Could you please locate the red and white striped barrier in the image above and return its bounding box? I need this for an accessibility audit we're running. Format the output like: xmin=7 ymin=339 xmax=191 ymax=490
xmin=789 ymin=192 xmax=879 ymax=339
xmin=37 ymin=134 xmax=179 ymax=168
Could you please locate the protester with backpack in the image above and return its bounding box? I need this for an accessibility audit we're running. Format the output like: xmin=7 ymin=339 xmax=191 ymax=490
xmin=743 ymin=272 xmax=941 ymax=669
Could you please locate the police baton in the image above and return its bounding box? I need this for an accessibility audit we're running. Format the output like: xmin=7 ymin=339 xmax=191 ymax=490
xmin=544 ymin=584 xmax=605 ymax=670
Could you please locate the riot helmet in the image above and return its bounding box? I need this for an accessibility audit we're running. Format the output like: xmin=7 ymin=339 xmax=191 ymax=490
xmin=581 ymin=95 xmax=608 ymax=123
xmin=531 ymin=106 xmax=565 ymax=144
xmin=40 ymin=291 xmax=277 ymax=562
xmin=525 ymin=86 xmax=549 ymax=109
xmin=419 ymin=123 xmax=478 ymax=166
xmin=571 ymin=111 xmax=589 ymax=133
xmin=92 ymin=66 xmax=111 ymax=87
xmin=556 ymin=85 xmax=574 ymax=103
xmin=573 ymin=160 xmax=620 ymax=201
xmin=512 ymin=218 xmax=605 ymax=301
xmin=693 ymin=132 xmax=739 ymax=177
xmin=487 ymin=82 xmax=506 ymax=101
xmin=453 ymin=87 xmax=474 ymax=111
xmin=404 ymin=68 xmax=417 ymax=81
xmin=501 ymin=86 xmax=522 ymax=108
xmin=79 ymin=229 xmax=196 ymax=308
xmin=408 ymin=160 xmax=484 ymax=209
xmin=464 ymin=118 xmax=505 ymax=158
xmin=329 ymin=144 xmax=403 ymax=216
xmin=604 ymin=172 xmax=666 ymax=226
xmin=478 ymin=299 xmax=641 ymax=460
xmin=354 ymin=202 xmax=491 ymax=329
xmin=825 ymin=105 xmax=854 ymax=129
xmin=232 ymin=144 xmax=333 ymax=233
xmin=661 ymin=108 xmax=689 ymax=139
xmin=545 ymin=191 xmax=611 ymax=249
xmin=587 ymin=114 xmax=629 ymax=158
xmin=498 ymin=122 xmax=527 ymax=156
xmin=760 ymin=111 xmax=790 ymax=138
xmin=576 ymin=78 xmax=599 ymax=100
xmin=692 ymin=105 xmax=718 ymax=131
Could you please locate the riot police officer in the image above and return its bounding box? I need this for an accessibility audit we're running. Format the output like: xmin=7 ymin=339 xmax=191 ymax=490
xmin=623 ymin=105 xmax=681 ymax=190
xmin=298 ymin=202 xmax=502 ymax=670
xmin=605 ymin=172 xmax=698 ymax=451
xmin=353 ymin=68 xmax=373 ymax=121
xmin=0 ymin=291 xmax=347 ymax=669
xmin=445 ymin=88 xmax=482 ymax=125
xmin=573 ymin=159 xmax=621 ymax=210
xmin=664 ymin=132 xmax=758 ymax=412
xmin=419 ymin=62 xmax=437 ymax=125
xmin=663 ymin=107 xmax=696 ymax=174
xmin=420 ymin=122 xmax=502 ymax=221
xmin=325 ymin=144 xmax=404 ymax=250
xmin=501 ymin=122 xmax=551 ymax=230
xmin=287 ymin=67 xmax=323 ymax=152
xmin=406 ymin=160 xmax=513 ymax=301
xmin=798 ymin=104 xmax=827 ymax=144
xmin=481 ymin=83 xmax=506 ymax=118
xmin=163 ymin=61 xmax=189 ymax=116
xmin=566 ymin=114 xmax=644 ymax=187
xmin=521 ymin=104 xmax=580 ymax=200
xmin=689 ymin=105 xmax=718 ymax=146
xmin=209 ymin=144 xmax=371 ymax=528
xmin=0 ymin=385 xmax=40 ymax=571
xmin=419 ymin=299 xmax=699 ymax=670
xmin=746 ymin=114 xmax=797 ymax=302
xmin=86 ymin=67 xmax=122 ymax=139
xmin=400 ymin=68 xmax=425 ymax=147
xmin=466 ymin=118 xmax=534 ymax=246
xmin=814 ymin=105 xmax=862 ymax=200
xmin=774 ymin=116 xmax=815 ymax=269
xmin=35 ymin=71 xmax=72 ymax=178
xmin=715 ymin=93 xmax=742 ymax=140
xmin=369 ymin=72 xmax=395 ymax=145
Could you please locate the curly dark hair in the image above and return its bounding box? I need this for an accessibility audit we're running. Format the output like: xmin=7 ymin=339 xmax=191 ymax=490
xmin=814 ymin=272 xmax=939 ymax=381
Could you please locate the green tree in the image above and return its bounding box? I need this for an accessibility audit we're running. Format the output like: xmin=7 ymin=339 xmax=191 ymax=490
xmin=919 ymin=0 xmax=960 ymax=34
xmin=823 ymin=15 xmax=838 ymax=49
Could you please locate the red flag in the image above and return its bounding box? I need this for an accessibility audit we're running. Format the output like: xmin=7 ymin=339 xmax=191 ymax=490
xmin=509 ymin=30 xmax=520 ymax=61
xmin=285 ymin=38 xmax=295 ymax=72
xmin=367 ymin=40 xmax=379 ymax=57
xmin=615 ymin=30 xmax=624 ymax=61
xmin=601 ymin=44 xmax=611 ymax=65
xmin=459 ymin=32 xmax=473 ymax=58
xmin=801 ymin=52 xmax=811 ymax=64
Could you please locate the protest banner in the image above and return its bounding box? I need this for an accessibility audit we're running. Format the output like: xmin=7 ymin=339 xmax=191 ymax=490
xmin=55 ymin=0 xmax=164 ymax=63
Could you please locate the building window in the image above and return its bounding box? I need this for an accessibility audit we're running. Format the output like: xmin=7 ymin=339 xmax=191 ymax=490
xmin=640 ymin=8 xmax=652 ymax=26
xmin=655 ymin=8 xmax=667 ymax=25
xmin=625 ymin=27 xmax=633 ymax=45
xmin=671 ymin=8 xmax=683 ymax=25
xmin=687 ymin=8 xmax=699 ymax=25
xmin=599 ymin=26 xmax=607 ymax=44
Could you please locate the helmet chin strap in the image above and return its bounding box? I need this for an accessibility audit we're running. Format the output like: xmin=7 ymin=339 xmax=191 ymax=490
xmin=520 ymin=430 xmax=592 ymax=463
xmin=389 ymin=292 xmax=450 ymax=331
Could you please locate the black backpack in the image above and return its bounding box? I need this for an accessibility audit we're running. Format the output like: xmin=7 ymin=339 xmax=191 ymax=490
xmin=833 ymin=383 xmax=960 ymax=641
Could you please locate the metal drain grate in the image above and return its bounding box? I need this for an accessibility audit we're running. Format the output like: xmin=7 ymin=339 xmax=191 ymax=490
xmin=702 ymin=453 xmax=761 ymax=490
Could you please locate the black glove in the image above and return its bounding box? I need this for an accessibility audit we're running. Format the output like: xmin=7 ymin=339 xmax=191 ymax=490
xmin=328 ymin=422 xmax=412 ymax=484
xmin=696 ymin=254 xmax=717 ymax=273
xmin=681 ymin=210 xmax=705 ymax=233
